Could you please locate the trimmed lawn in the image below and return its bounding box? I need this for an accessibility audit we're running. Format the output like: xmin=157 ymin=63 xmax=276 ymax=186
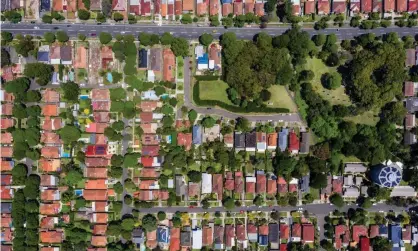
xmin=344 ymin=109 xmax=380 ymax=126
xmin=177 ymin=56 xmax=184 ymax=79
xmin=305 ymin=57 xmax=351 ymax=106
xmin=198 ymin=80 xmax=234 ymax=105
xmin=265 ymin=85 xmax=298 ymax=112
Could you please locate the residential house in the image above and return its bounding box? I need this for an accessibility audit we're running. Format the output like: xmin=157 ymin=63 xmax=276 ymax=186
xmin=210 ymin=0 xmax=219 ymax=15
xmin=278 ymin=128 xmax=289 ymax=152
xmin=280 ymin=224 xmax=290 ymax=240
xmin=267 ymin=132 xmax=277 ymax=150
xmin=406 ymin=97 xmax=418 ymax=113
xmin=318 ymin=0 xmax=330 ymax=14
xmin=192 ymin=228 xmax=203 ymax=249
xmin=258 ymin=225 xmax=268 ymax=246
xmin=149 ymin=48 xmax=162 ymax=72
xmin=209 ymin=43 xmax=221 ymax=70
xmin=178 ymin=133 xmax=192 ymax=151
xmin=302 ymin=224 xmax=314 ymax=244
xmin=409 ymin=0 xmax=418 ymax=11
xmin=183 ymin=0 xmax=193 ymax=11
xmin=246 ymin=131 xmax=256 ymax=151
xmin=350 ymin=0 xmax=361 ymax=14
xmin=384 ymin=0 xmax=395 ymax=12
xmin=245 ymin=0 xmax=255 ymax=14
xmin=256 ymin=171 xmax=266 ymax=194
xmin=225 ymin=172 xmax=234 ymax=191
xmin=256 ymin=132 xmax=267 ymax=152
xmin=202 ymin=173 xmax=212 ymax=194
xmin=158 ymin=226 xmax=170 ymax=248
xmin=175 ymin=175 xmax=187 ymax=197
xmin=406 ymin=48 xmax=416 ymax=67
xmin=277 ymin=177 xmax=288 ymax=194
xmin=305 ymin=0 xmax=315 ymax=13
xmin=267 ymin=177 xmax=277 ymax=196
xmin=141 ymin=0 xmax=152 ymax=15
xmin=246 ymin=176 xmax=256 ymax=194
xmin=233 ymin=1 xmax=243 ymax=15
xmin=404 ymin=82 xmax=418 ymax=97
xmin=163 ymin=49 xmax=175 ymax=82
xmin=129 ymin=0 xmax=140 ymax=14
xmin=269 ymin=224 xmax=280 ymax=249
xmin=180 ymin=228 xmax=192 ymax=247
xmin=236 ymin=224 xmax=247 ymax=248
xmin=214 ymin=226 xmax=224 ymax=249
xmin=373 ymin=0 xmax=382 ymax=11
xmin=291 ymin=223 xmax=301 ymax=242
xmin=332 ymin=0 xmax=346 ymax=13
xmin=225 ymin=225 xmax=236 ymax=248
xmin=248 ymin=224 xmax=258 ymax=242
xmin=255 ymin=1 xmax=264 ymax=15
xmin=234 ymin=132 xmax=246 ymax=149
xmin=222 ymin=1 xmax=233 ymax=16
xmin=40 ymin=230 xmax=64 ymax=244
xmin=397 ymin=0 xmax=407 ymax=11
xmin=197 ymin=0 xmax=208 ymax=15
xmin=344 ymin=163 xmax=367 ymax=174
xmin=299 ymin=174 xmax=310 ymax=193
xmin=288 ymin=131 xmax=300 ymax=154
xmin=235 ymin=171 xmax=244 ymax=194
xmin=352 ymin=225 xmax=368 ymax=244
xmin=170 ymin=228 xmax=180 ymax=251
xmin=203 ymin=226 xmax=213 ymax=247
xmin=300 ymin=132 xmax=310 ymax=154
xmin=212 ymin=174 xmax=223 ymax=200
xmin=138 ymin=48 xmax=148 ymax=68
xmin=291 ymin=0 xmax=300 ymax=14
xmin=335 ymin=225 xmax=350 ymax=249
xmin=192 ymin=125 xmax=203 ymax=145
xmin=147 ymin=230 xmax=158 ymax=249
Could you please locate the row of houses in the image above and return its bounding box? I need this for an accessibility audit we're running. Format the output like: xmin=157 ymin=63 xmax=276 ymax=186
xmin=291 ymin=0 xmax=418 ymax=16
xmin=404 ymin=81 xmax=418 ymax=145
xmin=334 ymin=224 xmax=418 ymax=250
xmin=195 ymin=44 xmax=222 ymax=72
xmin=138 ymin=47 xmax=176 ymax=83
xmin=139 ymin=221 xmax=315 ymax=250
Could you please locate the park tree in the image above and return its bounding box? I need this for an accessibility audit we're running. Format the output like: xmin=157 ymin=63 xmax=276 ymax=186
xmin=142 ymin=214 xmax=158 ymax=232
xmin=253 ymin=195 xmax=264 ymax=206
xmin=199 ymin=33 xmax=213 ymax=46
xmin=58 ymin=125 xmax=81 ymax=145
xmin=322 ymin=72 xmax=342 ymax=90
xmin=99 ymin=32 xmax=112 ymax=44
xmin=96 ymin=12 xmax=107 ymax=22
xmin=312 ymin=34 xmax=326 ymax=46
xmin=107 ymin=221 xmax=122 ymax=237
xmin=123 ymin=153 xmax=141 ymax=168
xmin=329 ymin=193 xmax=345 ymax=207
xmin=380 ymin=101 xmax=407 ymax=125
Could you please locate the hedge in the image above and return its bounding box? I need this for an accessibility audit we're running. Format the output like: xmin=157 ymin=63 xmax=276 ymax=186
xmin=193 ymin=81 xmax=290 ymax=113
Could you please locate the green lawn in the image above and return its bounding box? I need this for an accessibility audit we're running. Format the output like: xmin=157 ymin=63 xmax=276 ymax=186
xmin=265 ymin=85 xmax=298 ymax=112
xmin=344 ymin=109 xmax=380 ymax=126
xmin=198 ymin=80 xmax=234 ymax=105
xmin=305 ymin=57 xmax=351 ymax=106
xmin=177 ymin=56 xmax=184 ymax=79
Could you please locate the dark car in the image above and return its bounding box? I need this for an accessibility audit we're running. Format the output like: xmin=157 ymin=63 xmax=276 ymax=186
xmin=53 ymin=27 xmax=59 ymax=29
xmin=91 ymin=33 xmax=97 ymax=36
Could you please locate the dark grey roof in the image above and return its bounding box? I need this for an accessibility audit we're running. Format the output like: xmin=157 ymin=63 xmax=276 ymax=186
xmin=138 ymin=48 xmax=148 ymax=68
xmin=180 ymin=230 xmax=191 ymax=246
xmin=1 ymin=0 xmax=11 ymax=11
xmin=268 ymin=224 xmax=279 ymax=243
xmin=5 ymin=47 xmax=19 ymax=64
xmin=1 ymin=203 xmax=12 ymax=214
xmin=245 ymin=132 xmax=257 ymax=148
xmin=60 ymin=46 xmax=72 ymax=61
xmin=40 ymin=0 xmax=50 ymax=11
xmin=234 ymin=133 xmax=245 ymax=148
xmin=149 ymin=48 xmax=162 ymax=72
xmin=404 ymin=130 xmax=417 ymax=145
xmin=214 ymin=226 xmax=224 ymax=244
xmin=406 ymin=97 xmax=418 ymax=113
xmin=175 ymin=175 xmax=186 ymax=197
xmin=300 ymin=132 xmax=310 ymax=154
xmin=132 ymin=228 xmax=143 ymax=237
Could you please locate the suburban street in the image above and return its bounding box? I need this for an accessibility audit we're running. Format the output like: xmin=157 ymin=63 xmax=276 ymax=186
xmin=3 ymin=22 xmax=418 ymax=40
xmin=183 ymin=56 xmax=303 ymax=122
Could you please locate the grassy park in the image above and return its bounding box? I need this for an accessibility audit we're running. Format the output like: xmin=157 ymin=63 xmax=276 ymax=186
xmin=198 ymin=80 xmax=235 ymax=105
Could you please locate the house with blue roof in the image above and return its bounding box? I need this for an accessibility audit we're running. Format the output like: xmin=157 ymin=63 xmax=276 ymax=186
xmin=278 ymin=128 xmax=289 ymax=152
xmin=390 ymin=224 xmax=402 ymax=247
xmin=197 ymin=53 xmax=209 ymax=70
xmin=40 ymin=0 xmax=50 ymax=11
xmin=157 ymin=226 xmax=170 ymax=244
xmin=138 ymin=48 xmax=148 ymax=68
xmin=192 ymin=125 xmax=203 ymax=145
xmin=37 ymin=51 xmax=50 ymax=63
xmin=379 ymin=224 xmax=388 ymax=237
xmin=222 ymin=0 xmax=232 ymax=3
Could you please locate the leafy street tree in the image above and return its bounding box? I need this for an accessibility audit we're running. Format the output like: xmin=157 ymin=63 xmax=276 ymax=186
xmin=235 ymin=117 xmax=250 ymax=132
xmin=170 ymin=37 xmax=189 ymax=57
xmin=1 ymin=31 xmax=13 ymax=44
xmin=15 ymin=35 xmax=35 ymax=57
xmin=113 ymin=12 xmax=124 ymax=22
xmin=78 ymin=33 xmax=87 ymax=41
xmin=56 ymin=31 xmax=69 ymax=43
xmin=13 ymin=104 xmax=27 ymax=119
xmin=322 ymin=72 xmax=342 ymax=90
xmin=223 ymin=196 xmax=235 ymax=210
xmin=26 ymin=90 xmax=42 ymax=102
xmin=78 ymin=9 xmax=91 ymax=20
xmin=12 ymin=164 xmax=28 ymax=185
xmin=114 ymin=182 xmax=123 ymax=194
xmin=188 ymin=109 xmax=197 ymax=122
xmin=329 ymin=193 xmax=345 ymax=207
xmin=61 ymin=82 xmax=81 ymax=102
xmin=44 ymin=32 xmax=56 ymax=43
xmin=58 ymin=125 xmax=81 ymax=145
xmin=110 ymin=166 xmax=123 ymax=178
xmin=201 ymin=116 xmax=216 ymax=128
xmin=42 ymin=14 xmax=53 ymax=23
xmin=157 ymin=211 xmax=166 ymax=221
xmin=142 ymin=214 xmax=158 ymax=232
xmin=160 ymin=32 xmax=174 ymax=45
xmin=199 ymin=33 xmax=214 ymax=46
xmin=99 ymin=32 xmax=112 ymax=44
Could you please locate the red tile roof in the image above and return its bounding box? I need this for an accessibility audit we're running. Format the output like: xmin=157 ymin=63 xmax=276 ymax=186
xmin=141 ymin=0 xmax=151 ymax=15
xmin=140 ymin=112 xmax=153 ymax=123
xmin=304 ymin=0 xmax=315 ymax=13
xmin=85 ymin=179 xmax=108 ymax=189
xmin=142 ymin=145 xmax=160 ymax=157
xmin=163 ymin=49 xmax=175 ymax=82
xmin=0 ymin=146 xmax=12 ymax=158
xmin=222 ymin=3 xmax=232 ymax=15
xmin=259 ymin=225 xmax=268 ymax=235
xmin=335 ymin=225 xmax=350 ymax=249
xmin=178 ymin=133 xmax=192 ymax=151
xmin=236 ymin=224 xmax=246 ymax=241
xmin=40 ymin=203 xmax=61 ymax=215
xmin=288 ymin=131 xmax=300 ymax=152
xmin=235 ymin=172 xmax=244 ymax=193
xmin=43 ymin=89 xmax=60 ymax=103
xmin=267 ymin=179 xmax=277 ymax=195
xmin=233 ymin=2 xmax=243 ymax=14
xmin=40 ymin=216 xmax=57 ymax=229
xmin=409 ymin=0 xmax=418 ymax=11
xmin=1 ymin=103 xmax=12 ymax=115
xmin=360 ymin=237 xmax=370 ymax=251
xmin=93 ymin=224 xmax=107 ymax=235
xmin=256 ymin=173 xmax=266 ymax=193
xmin=246 ymin=178 xmax=255 ymax=193
xmin=292 ymin=223 xmax=301 ymax=238
xmin=40 ymin=230 xmax=63 ymax=243
xmin=317 ymin=0 xmax=330 ymax=14
xmin=280 ymin=243 xmax=287 ymax=251
xmin=41 ymin=146 xmax=60 ymax=158
xmin=41 ymin=132 xmax=62 ymax=144
xmin=362 ymin=0 xmax=372 ymax=11
xmin=404 ymin=82 xmax=415 ymax=96
xmin=212 ymin=174 xmax=223 ymax=200
xmin=42 ymin=104 xmax=59 ymax=116
xmin=0 ymin=186 xmax=12 ymax=200
xmin=175 ymin=0 xmax=182 ymax=14
xmin=373 ymin=0 xmax=382 ymax=11
xmin=86 ymin=167 xmax=108 ymax=179
xmin=83 ymin=189 xmax=108 ymax=201
xmin=352 ymin=225 xmax=368 ymax=243
xmin=225 ymin=225 xmax=235 ymax=247
xmin=369 ymin=225 xmax=379 ymax=238
xmin=39 ymin=158 xmax=61 ymax=172
xmin=203 ymin=226 xmax=213 ymax=246
xmin=302 ymin=224 xmax=315 ymax=243
xmin=92 ymin=236 xmax=107 ymax=247
xmin=403 ymin=225 xmax=411 ymax=241
xmin=0 ymin=160 xmax=13 ymax=172
xmin=197 ymin=2 xmax=207 ymax=15
xmin=245 ymin=2 xmax=254 ymax=13
xmin=397 ymin=0 xmax=407 ymax=11
xmin=0 ymin=118 xmax=14 ymax=130
xmin=332 ymin=1 xmax=346 ymax=13
xmin=384 ymin=0 xmax=395 ymax=11
xmin=210 ymin=0 xmax=219 ymax=15
xmin=247 ymin=224 xmax=257 ymax=234
xmin=0 ymin=132 xmax=12 ymax=144
xmin=42 ymin=117 xmax=62 ymax=131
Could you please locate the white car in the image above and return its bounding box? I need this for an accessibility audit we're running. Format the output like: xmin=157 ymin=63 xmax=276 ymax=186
xmin=34 ymin=26 xmax=39 ymax=29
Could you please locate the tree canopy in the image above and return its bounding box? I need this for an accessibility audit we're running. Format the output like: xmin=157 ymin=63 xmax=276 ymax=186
xmin=58 ymin=125 xmax=81 ymax=145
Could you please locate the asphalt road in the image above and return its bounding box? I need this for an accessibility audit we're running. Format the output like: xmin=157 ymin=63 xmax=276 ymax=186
xmin=3 ymin=23 xmax=418 ymax=40
xmin=183 ymin=56 xmax=302 ymax=122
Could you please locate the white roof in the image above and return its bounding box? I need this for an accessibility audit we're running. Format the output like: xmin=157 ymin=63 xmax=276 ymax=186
xmin=390 ymin=186 xmax=417 ymax=197
xmin=343 ymin=187 xmax=360 ymax=197
xmin=209 ymin=60 xmax=215 ymax=69
xmin=291 ymin=0 xmax=300 ymax=4
xmin=198 ymin=63 xmax=209 ymax=70
xmin=202 ymin=173 xmax=212 ymax=194
xmin=289 ymin=178 xmax=298 ymax=184
xmin=195 ymin=45 xmax=205 ymax=58
xmin=344 ymin=163 xmax=367 ymax=173
xmin=130 ymin=0 xmax=139 ymax=4
xmin=0 ymin=90 xmax=4 ymax=101
xmin=192 ymin=229 xmax=203 ymax=249
xmin=246 ymin=176 xmax=256 ymax=182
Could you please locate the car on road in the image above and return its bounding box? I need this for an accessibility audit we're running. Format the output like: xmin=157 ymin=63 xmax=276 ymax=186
xmin=212 ymin=30 xmax=217 ymax=33
xmin=67 ymin=25 xmax=71 ymax=27
xmin=53 ymin=27 xmax=59 ymax=29
xmin=207 ymin=108 xmax=212 ymax=110
xmin=34 ymin=26 xmax=39 ymax=29
xmin=91 ymin=33 xmax=97 ymax=36
xmin=30 ymin=21 xmax=35 ymax=24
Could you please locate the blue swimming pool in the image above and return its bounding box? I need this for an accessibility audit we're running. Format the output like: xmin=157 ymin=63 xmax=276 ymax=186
xmin=74 ymin=189 xmax=83 ymax=196
xmin=61 ymin=152 xmax=70 ymax=158
xmin=80 ymin=95 xmax=89 ymax=100
xmin=107 ymin=72 xmax=113 ymax=83
xmin=161 ymin=94 xmax=169 ymax=99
